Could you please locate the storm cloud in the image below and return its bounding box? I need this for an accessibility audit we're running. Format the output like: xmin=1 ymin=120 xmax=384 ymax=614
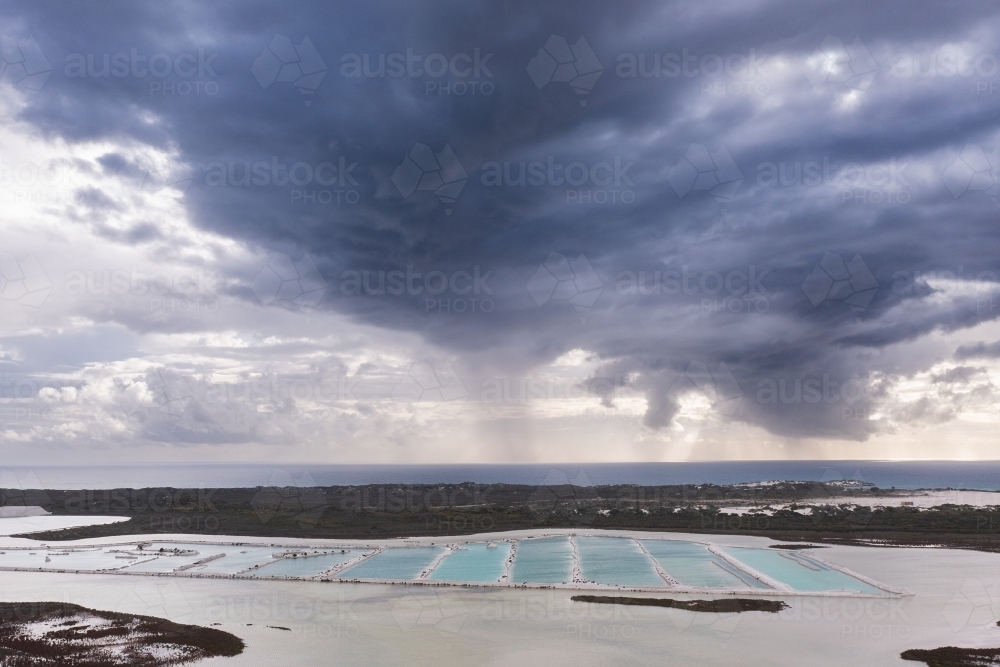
xmin=1 ymin=0 xmax=999 ymax=463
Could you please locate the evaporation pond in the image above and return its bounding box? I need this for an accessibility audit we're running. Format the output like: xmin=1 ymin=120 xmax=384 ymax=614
xmin=337 ymin=547 xmax=445 ymax=580
xmin=641 ymin=540 xmax=754 ymax=588
xmin=123 ymin=543 xmax=230 ymax=573
xmin=724 ymin=547 xmax=883 ymax=593
xmin=510 ymin=537 xmax=573 ymax=584
xmin=0 ymin=546 xmax=139 ymax=572
xmin=249 ymin=551 xmax=366 ymax=578
xmin=576 ymin=537 xmax=664 ymax=587
xmin=429 ymin=543 xmax=511 ymax=582
xmin=189 ymin=547 xmax=278 ymax=575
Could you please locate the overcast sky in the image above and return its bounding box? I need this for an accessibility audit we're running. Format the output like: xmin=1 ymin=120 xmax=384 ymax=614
xmin=0 ymin=0 xmax=998 ymax=464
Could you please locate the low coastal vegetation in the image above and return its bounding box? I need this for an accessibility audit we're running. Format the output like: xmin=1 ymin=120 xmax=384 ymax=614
xmin=570 ymin=596 xmax=788 ymax=613
xmin=901 ymin=647 xmax=1000 ymax=667
xmin=0 ymin=601 xmax=243 ymax=666
xmin=6 ymin=482 xmax=1000 ymax=552
xmin=768 ymin=544 xmax=828 ymax=549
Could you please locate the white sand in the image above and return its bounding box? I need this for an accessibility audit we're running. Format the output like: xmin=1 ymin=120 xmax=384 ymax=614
xmin=721 ymin=490 xmax=1000 ymax=515
xmin=0 ymin=515 xmax=128 ymax=536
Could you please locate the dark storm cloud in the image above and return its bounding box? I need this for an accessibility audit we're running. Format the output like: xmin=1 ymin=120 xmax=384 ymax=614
xmin=4 ymin=0 xmax=1000 ymax=442
xmin=956 ymin=341 xmax=1000 ymax=360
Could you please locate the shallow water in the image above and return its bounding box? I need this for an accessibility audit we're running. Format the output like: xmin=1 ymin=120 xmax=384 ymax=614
xmin=191 ymin=547 xmax=279 ymax=575
xmin=337 ymin=546 xmax=445 ymax=580
xmin=0 ymin=546 xmax=128 ymax=571
xmin=0 ymin=529 xmax=968 ymax=666
xmin=118 ymin=542 xmax=229 ymax=573
xmin=510 ymin=537 xmax=573 ymax=584
xmin=0 ymin=535 xmax=969 ymax=667
xmin=249 ymin=551 xmax=365 ymax=578
xmin=723 ymin=547 xmax=882 ymax=593
xmin=640 ymin=540 xmax=751 ymax=588
xmin=429 ymin=543 xmax=510 ymax=583
xmin=576 ymin=536 xmax=664 ymax=587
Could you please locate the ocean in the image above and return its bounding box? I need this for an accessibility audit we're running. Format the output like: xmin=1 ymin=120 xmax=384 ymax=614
xmin=3 ymin=460 xmax=1000 ymax=490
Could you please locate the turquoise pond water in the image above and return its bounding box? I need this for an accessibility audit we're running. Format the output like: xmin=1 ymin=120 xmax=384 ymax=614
xmin=337 ymin=547 xmax=445 ymax=580
xmin=0 ymin=537 xmax=889 ymax=594
xmin=429 ymin=543 xmax=511 ymax=583
xmin=640 ymin=540 xmax=763 ymax=588
xmin=576 ymin=536 xmax=665 ymax=587
xmin=723 ymin=547 xmax=882 ymax=594
xmin=510 ymin=537 xmax=573 ymax=584
xmin=248 ymin=551 xmax=366 ymax=578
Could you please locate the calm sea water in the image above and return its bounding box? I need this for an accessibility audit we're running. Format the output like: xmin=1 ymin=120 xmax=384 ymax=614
xmin=3 ymin=461 xmax=1000 ymax=490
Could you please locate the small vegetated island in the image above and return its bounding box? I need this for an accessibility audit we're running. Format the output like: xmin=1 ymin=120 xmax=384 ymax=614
xmin=571 ymin=595 xmax=788 ymax=613
xmin=0 ymin=602 xmax=243 ymax=667
xmin=901 ymin=647 xmax=1000 ymax=667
